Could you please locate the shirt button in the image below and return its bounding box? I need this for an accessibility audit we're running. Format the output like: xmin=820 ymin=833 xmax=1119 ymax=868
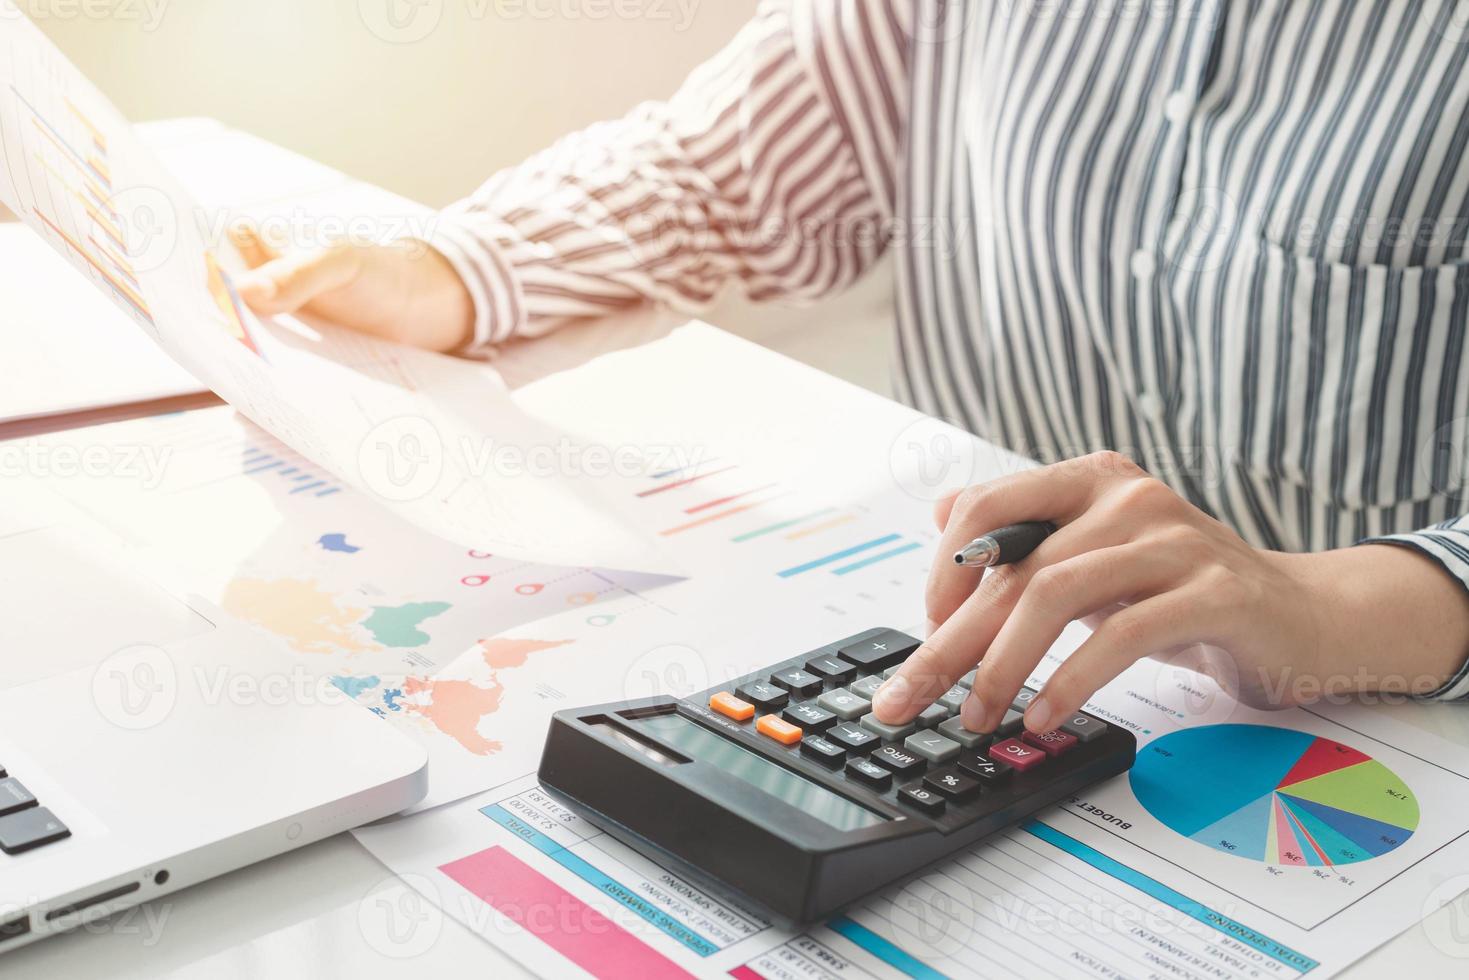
xmin=1164 ymin=90 xmax=1191 ymax=123
xmin=1130 ymin=250 xmax=1157 ymax=280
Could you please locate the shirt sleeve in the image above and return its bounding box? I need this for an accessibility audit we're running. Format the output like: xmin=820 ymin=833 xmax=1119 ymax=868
xmin=1361 ymin=519 xmax=1469 ymax=700
xmin=422 ymin=0 xmax=913 ymax=350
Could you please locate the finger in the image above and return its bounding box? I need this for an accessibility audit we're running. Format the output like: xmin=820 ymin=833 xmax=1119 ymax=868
xmin=926 ymin=453 xmax=1137 ymax=629
xmin=229 ymin=223 xmax=280 ymax=269
xmin=1026 ymin=590 xmax=1205 ymax=732
xmin=236 ymin=244 xmax=362 ymax=315
xmin=874 ymin=510 xmax=1139 ymax=724
xmin=961 ymin=543 xmax=1181 ymax=733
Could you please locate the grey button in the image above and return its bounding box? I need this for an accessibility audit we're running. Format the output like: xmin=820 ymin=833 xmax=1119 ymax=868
xmin=818 ymin=689 xmax=872 ymax=721
xmin=0 ymin=778 xmax=36 ymax=817
xmin=849 ymin=675 xmax=883 ymax=700
xmin=883 ymin=664 xmax=903 ymax=678
xmin=938 ymin=716 xmax=991 ymax=749
xmin=957 ymin=670 xmax=977 ymax=689
xmin=860 ymin=713 xmax=915 ymax=742
xmin=937 ymin=685 xmax=969 ymax=711
xmin=904 ymin=730 xmax=961 ymax=764
xmin=916 ymin=703 xmax=951 ymax=728
xmin=0 ymin=806 xmax=69 ymax=855
xmin=1011 ymin=688 xmax=1041 ymax=713
xmin=996 ymin=709 xmax=1025 ymax=736
xmin=1061 ymin=714 xmax=1107 ymax=742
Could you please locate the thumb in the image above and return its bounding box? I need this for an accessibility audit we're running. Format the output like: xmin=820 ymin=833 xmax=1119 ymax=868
xmin=235 ymin=244 xmax=363 ymax=316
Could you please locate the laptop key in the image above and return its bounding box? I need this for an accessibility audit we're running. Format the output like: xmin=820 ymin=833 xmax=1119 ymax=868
xmin=0 ymin=778 xmax=37 ymax=817
xmin=0 ymin=806 xmax=69 ymax=855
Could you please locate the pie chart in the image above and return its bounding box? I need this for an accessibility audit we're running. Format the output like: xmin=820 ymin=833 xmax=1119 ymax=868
xmin=1130 ymin=724 xmax=1418 ymax=867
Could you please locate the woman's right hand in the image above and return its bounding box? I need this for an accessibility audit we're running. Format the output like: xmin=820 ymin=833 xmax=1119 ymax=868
xmin=232 ymin=227 xmax=476 ymax=353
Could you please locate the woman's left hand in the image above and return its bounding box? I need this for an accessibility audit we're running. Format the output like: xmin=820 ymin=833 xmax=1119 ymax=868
xmin=870 ymin=451 xmax=1469 ymax=736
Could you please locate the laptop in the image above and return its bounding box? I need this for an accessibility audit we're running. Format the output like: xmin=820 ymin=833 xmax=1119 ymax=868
xmin=0 ymin=515 xmax=429 ymax=952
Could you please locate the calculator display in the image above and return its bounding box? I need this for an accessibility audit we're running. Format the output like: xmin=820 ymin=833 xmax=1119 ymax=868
xmin=629 ymin=713 xmax=888 ymax=831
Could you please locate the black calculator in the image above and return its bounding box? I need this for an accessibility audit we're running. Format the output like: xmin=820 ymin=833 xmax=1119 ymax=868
xmin=539 ymin=627 xmax=1136 ymax=924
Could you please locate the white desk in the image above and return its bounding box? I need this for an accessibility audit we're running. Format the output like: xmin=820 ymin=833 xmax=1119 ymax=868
xmin=2 ymin=121 xmax=1468 ymax=979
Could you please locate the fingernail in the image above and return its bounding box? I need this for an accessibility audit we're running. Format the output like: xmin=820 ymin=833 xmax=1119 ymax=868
xmin=960 ymin=694 xmax=989 ymax=731
xmin=872 ymin=675 xmax=911 ymax=721
xmin=1025 ymin=695 xmax=1053 ymax=733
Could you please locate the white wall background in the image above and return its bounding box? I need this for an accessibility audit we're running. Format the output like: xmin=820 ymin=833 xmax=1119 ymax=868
xmin=31 ymin=0 xmax=893 ymax=391
xmin=33 ymin=0 xmax=764 ymax=207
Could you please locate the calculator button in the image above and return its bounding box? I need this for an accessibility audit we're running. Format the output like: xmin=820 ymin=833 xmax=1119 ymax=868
xmin=770 ymin=667 xmax=823 ymax=698
xmin=937 ymin=716 xmax=991 ymax=750
xmin=915 ymin=703 xmax=950 ymax=728
xmin=1022 ymin=728 xmax=1078 ymax=757
xmin=756 ymin=715 xmax=803 ymax=745
xmin=1061 ymin=714 xmax=1107 ymax=742
xmin=736 ymin=681 xmax=788 ymax=711
xmin=782 ymin=702 xmax=837 ymax=732
xmin=801 ymin=735 xmax=846 ymax=767
xmin=956 ymin=752 xmax=1012 ymax=784
xmin=882 ymin=664 xmax=903 ymax=679
xmin=1011 ymin=687 xmax=1041 ymax=713
xmin=828 ymin=722 xmax=880 ymax=754
xmin=995 ymin=709 xmax=1025 ymax=737
xmin=708 ymin=691 xmax=754 ymax=722
xmin=923 ymin=767 xmax=981 ymax=802
xmin=848 ymin=675 xmax=883 ymax=700
xmin=990 ymin=738 xmax=1046 ymax=772
xmin=845 ymin=757 xmax=892 ymax=790
xmin=838 ymin=631 xmax=920 ymax=671
xmin=937 ymin=685 xmax=969 ymax=712
xmin=817 ymin=689 xmax=871 ymax=721
xmin=957 ymin=669 xmax=977 ymax=689
xmin=898 ymin=784 xmax=946 ymax=815
xmin=805 ymin=655 xmax=857 ymax=685
xmin=871 ymin=744 xmax=925 ymax=776
xmin=904 ymin=730 xmax=960 ymax=764
xmin=859 ymin=713 xmax=915 ymax=742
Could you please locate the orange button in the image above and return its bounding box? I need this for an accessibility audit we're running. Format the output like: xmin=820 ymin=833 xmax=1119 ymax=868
xmin=756 ymin=714 xmax=803 ymax=745
xmin=709 ymin=691 xmax=754 ymax=722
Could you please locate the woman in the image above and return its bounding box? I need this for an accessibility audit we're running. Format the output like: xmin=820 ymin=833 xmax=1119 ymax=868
xmin=237 ymin=0 xmax=1469 ymax=735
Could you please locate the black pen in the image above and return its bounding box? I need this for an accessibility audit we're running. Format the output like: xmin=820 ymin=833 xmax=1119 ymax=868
xmin=953 ymin=521 xmax=1057 ymax=568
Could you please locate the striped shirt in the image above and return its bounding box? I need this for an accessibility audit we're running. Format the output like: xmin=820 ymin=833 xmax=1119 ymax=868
xmin=427 ymin=0 xmax=1469 ymax=699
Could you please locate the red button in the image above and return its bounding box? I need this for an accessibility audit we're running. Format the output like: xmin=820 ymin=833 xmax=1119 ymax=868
xmin=1022 ymin=729 xmax=1077 ymax=758
xmin=989 ymin=738 xmax=1045 ymax=772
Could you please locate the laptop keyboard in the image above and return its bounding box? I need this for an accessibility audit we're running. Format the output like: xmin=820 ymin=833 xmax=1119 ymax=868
xmin=0 ymin=769 xmax=70 ymax=854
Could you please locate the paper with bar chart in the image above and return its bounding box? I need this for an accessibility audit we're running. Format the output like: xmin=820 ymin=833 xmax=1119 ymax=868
xmin=0 ymin=5 xmax=672 ymax=573
xmin=29 ymin=366 xmax=942 ymax=811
